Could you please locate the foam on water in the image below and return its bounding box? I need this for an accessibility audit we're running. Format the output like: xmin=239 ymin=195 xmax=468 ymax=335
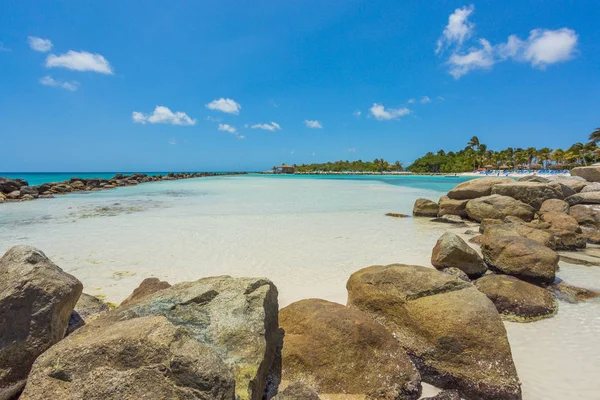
xmin=0 ymin=175 xmax=598 ymax=399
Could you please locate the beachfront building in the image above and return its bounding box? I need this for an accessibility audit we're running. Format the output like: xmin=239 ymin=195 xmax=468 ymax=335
xmin=273 ymin=164 xmax=295 ymax=174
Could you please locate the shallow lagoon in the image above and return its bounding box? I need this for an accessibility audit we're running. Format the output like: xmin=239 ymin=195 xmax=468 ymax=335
xmin=0 ymin=175 xmax=598 ymax=399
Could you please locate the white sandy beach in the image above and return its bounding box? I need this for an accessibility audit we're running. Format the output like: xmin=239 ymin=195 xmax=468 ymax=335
xmin=0 ymin=175 xmax=599 ymax=399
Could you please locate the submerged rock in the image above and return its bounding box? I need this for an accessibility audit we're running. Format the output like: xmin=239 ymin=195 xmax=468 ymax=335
xmin=280 ymin=299 xmax=421 ymax=400
xmin=491 ymin=181 xmax=563 ymax=210
xmin=481 ymin=236 xmax=558 ymax=284
xmin=431 ymin=232 xmax=487 ymax=278
xmin=447 ymin=177 xmax=514 ymax=200
xmin=347 ymin=264 xmax=521 ymax=400
xmin=413 ymin=198 xmax=439 ymax=217
xmin=0 ymin=246 xmax=82 ymax=400
xmin=474 ymin=275 xmax=558 ymax=322
xmin=466 ymin=194 xmax=535 ymax=222
xmin=21 ymin=316 xmax=236 ymax=400
xmin=546 ymin=281 xmax=599 ymax=303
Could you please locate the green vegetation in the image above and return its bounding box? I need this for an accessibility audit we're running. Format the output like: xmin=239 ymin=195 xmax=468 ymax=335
xmin=295 ymin=159 xmax=403 ymax=173
xmin=407 ymin=131 xmax=600 ymax=173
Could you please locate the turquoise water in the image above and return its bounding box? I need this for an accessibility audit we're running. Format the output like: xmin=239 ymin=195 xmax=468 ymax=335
xmin=1 ymin=172 xmax=473 ymax=193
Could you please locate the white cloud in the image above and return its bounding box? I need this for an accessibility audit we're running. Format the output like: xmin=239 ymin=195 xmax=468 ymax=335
xmin=206 ymin=98 xmax=241 ymax=115
xmin=218 ymin=123 xmax=237 ymax=134
xmin=420 ymin=96 xmax=431 ymax=104
xmin=46 ymin=50 xmax=113 ymax=74
xmin=206 ymin=116 xmax=221 ymax=122
xmin=436 ymin=5 xmax=475 ymax=53
xmin=353 ymin=110 xmax=362 ymax=117
xmin=28 ymin=36 xmax=53 ymax=52
xmin=348 ymin=148 xmax=356 ymax=153
xmin=251 ymin=122 xmax=281 ymax=131
xmin=39 ymin=75 xmax=79 ymax=91
xmin=370 ymin=103 xmax=411 ymax=121
xmin=132 ymin=106 xmax=196 ymax=126
xmin=437 ymin=96 xmax=446 ymax=101
xmin=0 ymin=42 xmax=11 ymax=52
xmin=169 ymin=138 xmax=177 ymax=145
xmin=304 ymin=120 xmax=323 ymax=129
xmin=437 ymin=5 xmax=578 ymax=78
xmin=407 ymin=98 xmax=415 ymax=104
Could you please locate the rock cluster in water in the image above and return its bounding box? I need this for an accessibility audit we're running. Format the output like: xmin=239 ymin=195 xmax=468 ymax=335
xmin=0 ymin=172 xmax=247 ymax=203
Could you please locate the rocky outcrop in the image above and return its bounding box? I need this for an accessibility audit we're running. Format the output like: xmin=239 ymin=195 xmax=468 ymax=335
xmin=466 ymin=195 xmax=535 ymax=222
xmin=431 ymin=232 xmax=487 ymax=277
xmin=565 ymin=191 xmax=600 ymax=206
xmin=539 ymin=199 xmax=570 ymax=215
xmin=67 ymin=293 xmax=110 ymax=335
xmin=273 ymin=383 xmax=321 ymax=400
xmin=481 ymin=236 xmax=558 ymax=284
xmin=280 ymin=299 xmax=421 ymax=400
xmin=0 ymin=246 xmax=82 ymax=400
xmin=474 ymin=275 xmax=558 ymax=322
xmin=413 ymin=198 xmax=439 ymax=217
xmin=540 ymin=212 xmax=586 ymax=250
xmin=120 ymin=277 xmax=171 ymax=306
xmin=570 ymin=166 xmax=600 ymax=182
xmin=21 ymin=316 xmax=236 ymax=400
xmin=490 ymin=182 xmax=563 ymax=210
xmin=0 ymin=178 xmax=25 ymax=194
xmin=437 ymin=196 xmax=469 ymax=217
xmin=447 ymin=177 xmax=513 ymax=200
xmin=347 ymin=264 xmax=521 ymax=400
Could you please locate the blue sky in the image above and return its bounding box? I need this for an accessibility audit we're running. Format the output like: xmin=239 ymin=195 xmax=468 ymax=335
xmin=1 ymin=0 xmax=599 ymax=172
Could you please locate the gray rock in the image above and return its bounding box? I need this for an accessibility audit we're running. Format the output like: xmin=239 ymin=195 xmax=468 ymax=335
xmin=0 ymin=246 xmax=82 ymax=399
xmin=431 ymin=232 xmax=487 ymax=277
xmin=447 ymin=177 xmax=514 ymax=200
xmin=466 ymin=194 xmax=535 ymax=222
xmin=570 ymin=166 xmax=600 ymax=182
xmin=490 ymin=181 xmax=563 ymax=209
xmin=0 ymin=178 xmax=21 ymax=194
xmin=580 ymin=182 xmax=600 ymax=193
xmin=19 ymin=186 xmax=38 ymax=198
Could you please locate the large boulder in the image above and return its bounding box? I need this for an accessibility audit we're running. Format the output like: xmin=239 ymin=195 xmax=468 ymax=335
xmin=517 ymin=175 xmax=549 ymax=183
xmin=565 ymin=191 xmax=600 ymax=206
xmin=120 ymin=277 xmax=171 ymax=306
xmin=103 ymin=276 xmax=279 ymax=400
xmin=545 ymin=175 xmax=589 ymax=193
xmin=466 ymin=194 xmax=535 ymax=222
xmin=483 ymin=223 xmax=555 ymax=249
xmin=474 ymin=275 xmax=558 ymax=322
xmin=431 ymin=232 xmax=487 ymax=278
xmin=347 ymin=264 xmax=521 ymax=400
xmin=21 ymin=316 xmax=236 ymax=400
xmin=0 ymin=178 xmax=21 ymax=194
xmin=570 ymin=166 xmax=600 ymax=182
xmin=540 ymin=212 xmax=586 ymax=250
xmin=437 ymin=196 xmax=469 ymax=217
xmin=539 ymin=199 xmax=570 ymax=214
xmin=413 ymin=198 xmax=439 ymax=217
xmin=490 ymin=182 xmax=563 ymax=209
xmin=481 ymin=236 xmax=558 ymax=284
xmin=447 ymin=177 xmax=514 ymax=200
xmin=570 ymin=205 xmax=600 ymax=227
xmin=0 ymin=246 xmax=83 ymax=399
xmin=67 ymin=293 xmax=110 ymax=335
xmin=580 ymin=182 xmax=600 ymax=193
xmin=280 ymin=299 xmax=421 ymax=400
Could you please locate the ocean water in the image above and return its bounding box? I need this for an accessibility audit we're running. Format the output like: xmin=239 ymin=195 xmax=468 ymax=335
xmin=0 ymin=175 xmax=598 ymax=399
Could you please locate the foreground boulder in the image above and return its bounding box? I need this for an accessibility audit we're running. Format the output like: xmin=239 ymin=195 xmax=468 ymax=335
xmin=413 ymin=198 xmax=439 ymax=217
xmin=431 ymin=232 xmax=487 ymax=278
xmin=21 ymin=316 xmax=236 ymax=400
xmin=481 ymin=237 xmax=558 ymax=284
xmin=437 ymin=196 xmax=469 ymax=217
xmin=474 ymin=275 xmax=558 ymax=322
xmin=570 ymin=166 xmax=600 ymax=182
xmin=347 ymin=264 xmax=521 ymax=400
xmin=540 ymin=212 xmax=586 ymax=250
xmin=0 ymin=246 xmax=83 ymax=399
xmin=24 ymin=276 xmax=280 ymax=400
xmin=447 ymin=177 xmax=513 ymax=200
xmin=280 ymin=299 xmax=421 ymax=399
xmin=570 ymin=205 xmax=600 ymax=227
xmin=539 ymin=199 xmax=570 ymax=215
xmin=120 ymin=277 xmax=171 ymax=306
xmin=491 ymin=181 xmax=563 ymax=209
xmin=484 ymin=223 xmax=555 ymax=249
xmin=466 ymin=194 xmax=535 ymax=222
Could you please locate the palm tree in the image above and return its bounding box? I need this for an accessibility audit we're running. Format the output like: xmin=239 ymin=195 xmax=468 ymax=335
xmin=392 ymin=161 xmax=403 ymax=171
xmin=467 ymin=136 xmax=480 ymax=150
xmin=537 ymin=147 xmax=552 ymax=169
xmin=525 ymin=147 xmax=538 ymax=169
xmin=589 ymin=127 xmax=600 ymax=143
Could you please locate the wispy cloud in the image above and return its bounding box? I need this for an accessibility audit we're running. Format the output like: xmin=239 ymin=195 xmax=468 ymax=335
xmin=28 ymin=36 xmax=53 ymax=52
xmin=348 ymin=148 xmax=357 ymax=153
xmin=370 ymin=103 xmax=411 ymax=121
xmin=436 ymin=5 xmax=579 ymax=78
xmin=437 ymin=96 xmax=446 ymax=101
xmin=46 ymin=50 xmax=113 ymax=74
xmin=251 ymin=122 xmax=281 ymax=131
xmin=420 ymin=96 xmax=431 ymax=104
xmin=206 ymin=98 xmax=241 ymax=115
xmin=353 ymin=110 xmax=362 ymax=117
xmin=39 ymin=76 xmax=79 ymax=91
xmin=218 ymin=123 xmax=237 ymax=133
xmin=304 ymin=120 xmax=323 ymax=129
xmin=407 ymin=98 xmax=415 ymax=104
xmin=169 ymin=138 xmax=177 ymax=145
xmin=132 ymin=106 xmax=196 ymax=125
xmin=0 ymin=42 xmax=11 ymax=52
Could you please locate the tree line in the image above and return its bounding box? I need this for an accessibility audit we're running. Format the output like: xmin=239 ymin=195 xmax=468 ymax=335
xmin=295 ymin=159 xmax=404 ymax=173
